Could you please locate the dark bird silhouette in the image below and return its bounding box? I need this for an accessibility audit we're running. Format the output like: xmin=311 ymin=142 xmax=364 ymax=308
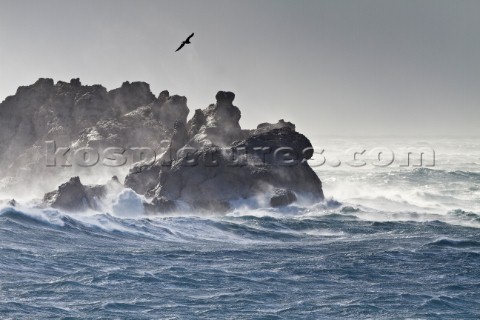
xmin=175 ymin=33 xmax=194 ymax=52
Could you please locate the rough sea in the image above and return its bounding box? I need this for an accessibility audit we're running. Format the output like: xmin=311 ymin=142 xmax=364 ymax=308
xmin=1 ymin=138 xmax=479 ymax=319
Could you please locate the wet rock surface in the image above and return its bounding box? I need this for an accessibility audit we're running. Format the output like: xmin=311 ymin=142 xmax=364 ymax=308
xmin=43 ymin=176 xmax=122 ymax=212
xmin=124 ymin=91 xmax=324 ymax=213
xmin=270 ymin=189 xmax=297 ymax=207
xmin=0 ymin=79 xmax=324 ymax=213
xmin=0 ymin=78 xmax=189 ymax=195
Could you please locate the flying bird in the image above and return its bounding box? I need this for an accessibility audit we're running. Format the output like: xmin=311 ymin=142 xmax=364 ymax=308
xmin=175 ymin=33 xmax=194 ymax=52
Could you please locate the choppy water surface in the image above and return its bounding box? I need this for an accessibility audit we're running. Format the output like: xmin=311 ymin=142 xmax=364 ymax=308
xmin=1 ymin=138 xmax=480 ymax=319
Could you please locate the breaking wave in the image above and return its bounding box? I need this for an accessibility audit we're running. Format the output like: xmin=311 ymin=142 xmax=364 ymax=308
xmin=2 ymin=139 xmax=480 ymax=318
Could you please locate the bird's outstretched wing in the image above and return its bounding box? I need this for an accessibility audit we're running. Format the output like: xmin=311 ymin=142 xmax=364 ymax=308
xmin=186 ymin=33 xmax=194 ymax=41
xmin=175 ymin=42 xmax=185 ymax=52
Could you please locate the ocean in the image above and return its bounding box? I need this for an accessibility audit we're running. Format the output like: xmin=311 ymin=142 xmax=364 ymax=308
xmin=1 ymin=137 xmax=479 ymax=319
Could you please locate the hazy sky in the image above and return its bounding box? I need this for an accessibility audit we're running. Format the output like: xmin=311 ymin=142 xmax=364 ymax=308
xmin=1 ymin=0 xmax=479 ymax=137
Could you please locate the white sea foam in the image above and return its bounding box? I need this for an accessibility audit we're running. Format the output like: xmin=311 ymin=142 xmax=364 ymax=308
xmin=1 ymin=138 xmax=479 ymax=232
xmin=111 ymin=188 xmax=146 ymax=217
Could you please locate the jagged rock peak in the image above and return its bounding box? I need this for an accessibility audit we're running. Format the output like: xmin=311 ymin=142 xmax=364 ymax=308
xmin=111 ymin=81 xmax=155 ymax=100
xmin=43 ymin=176 xmax=90 ymax=212
xmin=256 ymin=119 xmax=296 ymax=133
xmin=108 ymin=81 xmax=156 ymax=114
xmin=14 ymin=78 xmax=54 ymax=95
xmin=158 ymin=90 xmax=169 ymax=100
xmin=183 ymin=91 xmax=242 ymax=146
xmin=155 ymin=94 xmax=189 ymax=129
xmin=35 ymin=78 xmax=55 ymax=86
xmin=70 ymin=78 xmax=82 ymax=86
xmin=43 ymin=176 xmax=122 ymax=212
xmin=215 ymin=91 xmax=235 ymax=105
xmin=187 ymin=109 xmax=206 ymax=136
xmin=169 ymin=120 xmax=189 ymax=157
xmin=167 ymin=95 xmax=187 ymax=105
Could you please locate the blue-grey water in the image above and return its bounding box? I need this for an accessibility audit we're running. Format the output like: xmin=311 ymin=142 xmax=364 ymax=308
xmin=1 ymin=138 xmax=480 ymax=319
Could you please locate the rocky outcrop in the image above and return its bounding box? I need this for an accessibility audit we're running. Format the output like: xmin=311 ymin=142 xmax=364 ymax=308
xmin=43 ymin=176 xmax=93 ymax=212
xmin=256 ymin=119 xmax=295 ymax=133
xmin=0 ymin=79 xmax=324 ymax=213
xmin=188 ymin=91 xmax=243 ymax=146
xmin=0 ymin=78 xmax=189 ymax=196
xmin=124 ymin=91 xmax=324 ymax=213
xmin=43 ymin=176 xmax=122 ymax=212
xmin=144 ymin=126 xmax=323 ymax=212
xmin=124 ymin=91 xmax=245 ymax=196
xmin=270 ymin=189 xmax=297 ymax=207
xmin=108 ymin=81 xmax=156 ymax=116
xmin=157 ymin=95 xmax=189 ymax=129
xmin=187 ymin=109 xmax=206 ymax=137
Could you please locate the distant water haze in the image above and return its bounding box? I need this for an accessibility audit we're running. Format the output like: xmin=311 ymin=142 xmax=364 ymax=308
xmin=1 ymin=0 xmax=479 ymax=137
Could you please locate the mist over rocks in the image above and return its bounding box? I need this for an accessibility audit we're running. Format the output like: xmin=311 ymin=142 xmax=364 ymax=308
xmin=142 ymin=126 xmax=323 ymax=213
xmin=124 ymin=90 xmax=324 ymax=213
xmin=0 ymin=78 xmax=188 ymax=196
xmin=0 ymin=78 xmax=324 ymax=212
xmin=43 ymin=176 xmax=93 ymax=212
xmin=186 ymin=91 xmax=243 ymax=146
xmin=157 ymin=95 xmax=189 ymax=129
xmin=270 ymin=189 xmax=297 ymax=207
xmin=256 ymin=119 xmax=295 ymax=133
xmin=43 ymin=176 xmax=123 ymax=212
xmin=108 ymin=81 xmax=156 ymax=115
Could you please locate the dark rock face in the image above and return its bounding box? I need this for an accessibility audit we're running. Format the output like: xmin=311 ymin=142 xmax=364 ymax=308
xmin=256 ymin=119 xmax=296 ymax=133
xmin=0 ymin=78 xmax=189 ymax=196
xmin=108 ymin=81 xmax=156 ymax=115
xmin=157 ymin=90 xmax=170 ymax=105
xmin=187 ymin=91 xmax=243 ymax=147
xmin=146 ymin=127 xmax=323 ymax=209
xmin=43 ymin=176 xmax=92 ymax=212
xmin=187 ymin=109 xmax=206 ymax=137
xmin=124 ymin=162 xmax=162 ymax=196
xmin=157 ymin=95 xmax=189 ymax=129
xmin=0 ymin=80 xmax=324 ymax=213
xmin=270 ymin=189 xmax=297 ymax=207
xmin=169 ymin=121 xmax=190 ymax=157
xmin=43 ymin=176 xmax=122 ymax=212
xmin=122 ymin=121 xmax=190 ymax=196
xmin=123 ymin=90 xmax=324 ymax=213
xmin=215 ymin=91 xmax=235 ymax=105
xmin=231 ymin=127 xmax=315 ymax=163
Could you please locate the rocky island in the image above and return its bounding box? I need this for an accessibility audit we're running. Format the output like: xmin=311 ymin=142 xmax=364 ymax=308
xmin=0 ymin=78 xmax=324 ymax=213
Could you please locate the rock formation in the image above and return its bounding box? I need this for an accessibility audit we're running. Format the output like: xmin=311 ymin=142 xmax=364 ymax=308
xmin=43 ymin=176 xmax=122 ymax=212
xmin=0 ymin=79 xmax=324 ymax=213
xmin=270 ymin=189 xmax=297 ymax=207
xmin=0 ymin=78 xmax=188 ymax=196
xmin=124 ymin=90 xmax=324 ymax=213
